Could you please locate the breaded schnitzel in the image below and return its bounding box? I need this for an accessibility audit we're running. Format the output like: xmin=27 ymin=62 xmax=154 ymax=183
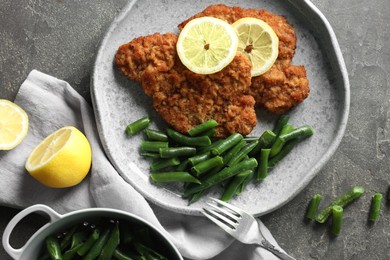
xmin=179 ymin=4 xmax=310 ymax=114
xmin=115 ymin=33 xmax=257 ymax=138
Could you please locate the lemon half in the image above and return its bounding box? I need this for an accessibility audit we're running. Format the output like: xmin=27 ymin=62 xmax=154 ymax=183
xmin=232 ymin=17 xmax=279 ymax=76
xmin=177 ymin=16 xmax=239 ymax=74
xmin=25 ymin=126 xmax=92 ymax=188
xmin=0 ymin=99 xmax=29 ymax=150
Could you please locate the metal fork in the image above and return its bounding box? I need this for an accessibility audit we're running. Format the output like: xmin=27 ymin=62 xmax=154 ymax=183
xmin=202 ymin=198 xmax=296 ymax=260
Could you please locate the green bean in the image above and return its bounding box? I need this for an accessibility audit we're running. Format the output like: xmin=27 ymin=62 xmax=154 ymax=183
xmin=188 ymin=189 xmax=209 ymax=204
xmin=140 ymin=152 xmax=160 ymax=159
xmin=150 ymin=157 xmax=180 ymax=171
xmin=150 ymin=172 xmax=201 ymax=184
xmin=191 ymin=156 xmax=224 ymax=176
xmin=125 ymin=116 xmax=151 ymax=136
xmin=159 ymin=147 xmax=196 ymax=158
xmin=211 ymin=133 xmax=243 ymax=155
xmin=221 ymin=170 xmax=252 ymax=201
xmin=331 ymin=206 xmax=343 ymax=236
xmin=256 ymin=149 xmax=271 ymax=181
xmin=227 ymin=141 xmax=258 ymax=166
xmin=63 ymin=243 xmax=83 ymax=260
xmin=188 ymin=152 xmax=212 ymax=166
xmin=268 ymin=139 xmax=299 ymax=168
xmin=236 ymin=170 xmax=254 ymax=195
xmin=176 ymin=160 xmax=190 ymax=171
xmin=77 ymin=228 xmax=101 ymax=256
xmin=273 ymin=115 xmax=290 ymax=136
xmin=70 ymin=231 xmax=87 ymax=249
xmin=369 ymin=193 xmax=383 ymax=222
xmin=144 ymin=129 xmax=168 ymax=141
xmin=140 ymin=141 xmax=168 ymax=152
xmin=183 ymin=158 xmax=258 ymax=197
xmin=269 ymin=124 xmax=294 ymax=157
xmin=280 ymin=125 xmax=314 ymax=142
xmin=306 ymin=194 xmax=323 ymax=220
xmin=60 ymin=225 xmax=77 ymax=250
xmin=223 ymin=140 xmax=246 ymax=165
xmin=112 ymin=248 xmax=134 ymax=260
xmin=99 ymin=222 xmax=120 ymax=260
xmin=196 ymin=139 xmax=224 ymax=154
xmin=45 ymin=236 xmax=62 ymax=260
xmin=135 ymin=243 xmax=167 ymax=260
xmin=202 ymin=128 xmax=216 ymax=137
xmin=248 ymin=130 xmax=276 ymax=157
xmin=167 ymin=128 xmax=211 ymax=147
xmin=188 ymin=119 xmax=218 ymax=136
xmin=316 ymin=186 xmax=365 ymax=223
xmin=84 ymin=228 xmax=110 ymax=260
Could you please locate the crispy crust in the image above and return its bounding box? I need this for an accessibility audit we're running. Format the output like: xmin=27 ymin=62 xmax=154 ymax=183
xmin=115 ymin=33 xmax=256 ymax=138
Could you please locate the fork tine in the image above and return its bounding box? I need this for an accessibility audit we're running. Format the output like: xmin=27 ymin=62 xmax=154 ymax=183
xmin=205 ymin=204 xmax=239 ymax=227
xmin=206 ymin=202 xmax=239 ymax=222
xmin=202 ymin=209 xmax=236 ymax=234
xmin=210 ymin=197 xmax=243 ymax=216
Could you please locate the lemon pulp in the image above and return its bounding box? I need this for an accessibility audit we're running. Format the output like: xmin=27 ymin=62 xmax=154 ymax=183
xmin=232 ymin=17 xmax=279 ymax=76
xmin=177 ymin=17 xmax=238 ymax=74
xmin=0 ymin=99 xmax=29 ymax=150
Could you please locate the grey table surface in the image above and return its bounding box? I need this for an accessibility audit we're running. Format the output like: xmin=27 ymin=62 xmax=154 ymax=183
xmin=0 ymin=0 xmax=389 ymax=259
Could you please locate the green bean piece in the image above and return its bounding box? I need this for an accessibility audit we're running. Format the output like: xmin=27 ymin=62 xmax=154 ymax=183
xmin=279 ymin=125 xmax=314 ymax=142
xmin=184 ymin=158 xmax=258 ymax=197
xmin=316 ymin=186 xmax=365 ymax=223
xmin=45 ymin=236 xmax=62 ymax=260
xmin=77 ymin=228 xmax=101 ymax=256
xmin=248 ymin=130 xmax=276 ymax=157
xmin=269 ymin=124 xmax=294 ymax=157
xmin=223 ymin=140 xmax=246 ymax=165
xmin=369 ymin=193 xmax=383 ymax=222
xmin=306 ymin=194 xmax=323 ymax=220
xmin=84 ymin=228 xmax=110 ymax=260
xmin=202 ymin=128 xmax=216 ymax=137
xmin=140 ymin=152 xmax=161 ymax=159
xmin=125 ymin=116 xmax=151 ymax=136
xmin=273 ymin=115 xmax=290 ymax=136
xmin=159 ymin=147 xmax=196 ymax=158
xmin=176 ymin=159 xmax=190 ymax=171
xmin=191 ymin=156 xmax=224 ymax=176
xmin=211 ymin=133 xmax=243 ymax=155
xmin=166 ymin=128 xmax=211 ymax=147
xmin=188 ymin=119 xmax=218 ymax=136
xmin=236 ymin=170 xmax=254 ymax=195
xmin=188 ymin=152 xmax=212 ymax=166
xmin=188 ymin=189 xmax=209 ymax=204
xmin=134 ymin=243 xmax=167 ymax=260
xmin=140 ymin=141 xmax=168 ymax=153
xmin=150 ymin=172 xmax=201 ymax=184
xmin=196 ymin=139 xmax=224 ymax=154
xmin=268 ymin=139 xmax=299 ymax=168
xmin=221 ymin=170 xmax=252 ymax=201
xmin=227 ymin=141 xmax=258 ymax=166
xmin=112 ymin=249 xmax=135 ymax=260
xmin=70 ymin=231 xmax=87 ymax=249
xmin=331 ymin=206 xmax=343 ymax=236
xmin=144 ymin=129 xmax=168 ymax=142
xmin=150 ymin=157 xmax=180 ymax=171
xmin=99 ymin=223 xmax=120 ymax=260
xmin=256 ymin=148 xmax=271 ymax=181
xmin=63 ymin=243 xmax=83 ymax=260
xmin=60 ymin=225 xmax=78 ymax=250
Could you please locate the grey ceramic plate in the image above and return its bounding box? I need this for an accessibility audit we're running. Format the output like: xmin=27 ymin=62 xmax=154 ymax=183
xmin=91 ymin=0 xmax=349 ymax=216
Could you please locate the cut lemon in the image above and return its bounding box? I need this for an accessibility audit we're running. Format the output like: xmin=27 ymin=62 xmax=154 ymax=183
xmin=25 ymin=126 xmax=92 ymax=188
xmin=0 ymin=99 xmax=29 ymax=150
xmin=232 ymin=17 xmax=279 ymax=76
xmin=177 ymin=16 xmax=238 ymax=74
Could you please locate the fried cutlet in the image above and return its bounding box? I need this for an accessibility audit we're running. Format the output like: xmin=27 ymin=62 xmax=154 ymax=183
xmin=115 ymin=33 xmax=257 ymax=138
xmin=179 ymin=4 xmax=310 ymax=114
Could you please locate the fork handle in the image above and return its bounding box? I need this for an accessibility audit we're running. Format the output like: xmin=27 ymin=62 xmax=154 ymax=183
xmin=260 ymin=240 xmax=296 ymax=260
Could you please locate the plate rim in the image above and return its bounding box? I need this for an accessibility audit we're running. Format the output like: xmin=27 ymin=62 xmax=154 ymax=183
xmin=90 ymin=0 xmax=350 ymax=216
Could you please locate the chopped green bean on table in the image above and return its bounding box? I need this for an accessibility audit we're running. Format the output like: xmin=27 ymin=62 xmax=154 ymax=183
xmin=306 ymin=194 xmax=323 ymax=220
xmin=369 ymin=193 xmax=383 ymax=222
xmin=331 ymin=206 xmax=343 ymax=236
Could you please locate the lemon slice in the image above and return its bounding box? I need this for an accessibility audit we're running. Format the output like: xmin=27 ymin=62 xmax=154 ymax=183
xmin=25 ymin=126 xmax=92 ymax=188
xmin=232 ymin=18 xmax=279 ymax=76
xmin=177 ymin=17 xmax=238 ymax=74
xmin=0 ymin=99 xmax=29 ymax=150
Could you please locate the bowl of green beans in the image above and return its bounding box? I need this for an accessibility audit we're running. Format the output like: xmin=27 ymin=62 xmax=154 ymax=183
xmin=2 ymin=204 xmax=183 ymax=260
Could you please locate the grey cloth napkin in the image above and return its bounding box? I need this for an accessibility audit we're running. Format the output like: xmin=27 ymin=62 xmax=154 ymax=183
xmin=0 ymin=70 xmax=286 ymax=260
